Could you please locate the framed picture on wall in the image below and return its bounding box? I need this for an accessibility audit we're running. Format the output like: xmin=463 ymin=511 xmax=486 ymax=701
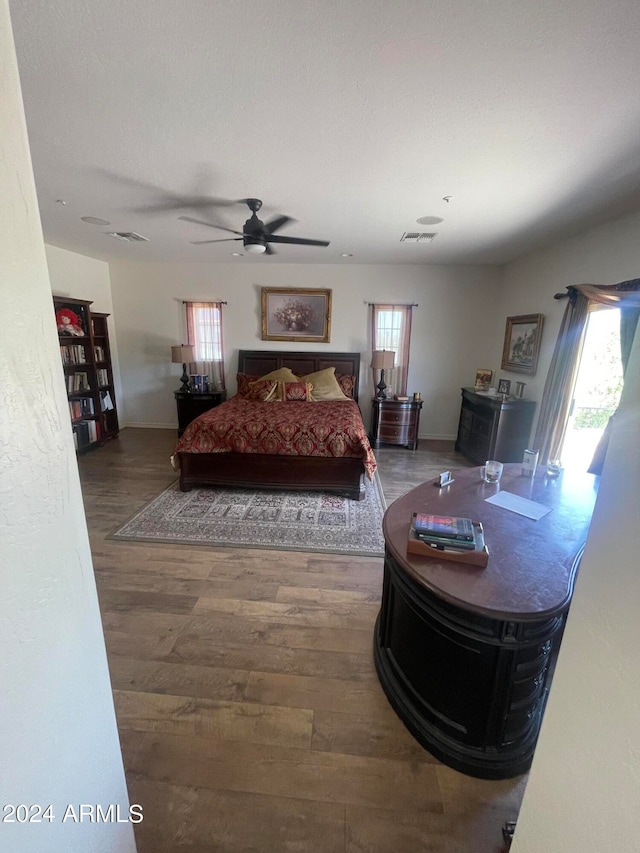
xmin=501 ymin=314 xmax=544 ymax=375
xmin=261 ymin=287 xmax=332 ymax=342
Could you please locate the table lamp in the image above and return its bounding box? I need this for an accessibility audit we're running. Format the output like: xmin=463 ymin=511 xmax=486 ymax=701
xmin=171 ymin=345 xmax=195 ymax=392
xmin=371 ymin=349 xmax=395 ymax=398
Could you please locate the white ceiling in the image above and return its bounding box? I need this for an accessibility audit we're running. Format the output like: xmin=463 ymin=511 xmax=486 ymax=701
xmin=10 ymin=0 xmax=640 ymax=265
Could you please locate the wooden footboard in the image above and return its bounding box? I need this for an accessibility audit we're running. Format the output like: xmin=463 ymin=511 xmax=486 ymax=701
xmin=177 ymin=452 xmax=366 ymax=501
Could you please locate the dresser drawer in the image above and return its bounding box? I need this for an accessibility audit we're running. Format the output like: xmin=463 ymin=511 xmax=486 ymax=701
xmin=379 ymin=424 xmax=415 ymax=443
xmin=380 ymin=408 xmax=414 ymax=426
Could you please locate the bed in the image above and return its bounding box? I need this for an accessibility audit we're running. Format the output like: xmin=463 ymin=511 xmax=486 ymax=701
xmin=173 ymin=350 xmax=376 ymax=500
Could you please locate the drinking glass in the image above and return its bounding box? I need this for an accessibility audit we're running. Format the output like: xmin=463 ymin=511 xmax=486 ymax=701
xmin=481 ymin=460 xmax=503 ymax=483
xmin=546 ymin=459 xmax=562 ymax=478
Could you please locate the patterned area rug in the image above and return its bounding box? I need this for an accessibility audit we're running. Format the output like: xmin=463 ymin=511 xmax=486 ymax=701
xmin=110 ymin=474 xmax=387 ymax=556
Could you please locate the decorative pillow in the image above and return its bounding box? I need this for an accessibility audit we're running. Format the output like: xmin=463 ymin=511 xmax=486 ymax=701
xmin=336 ymin=374 xmax=357 ymax=398
xmin=299 ymin=367 xmax=349 ymax=401
xmin=258 ymin=367 xmax=299 ymax=383
xmin=245 ymin=379 xmax=279 ymax=402
xmin=278 ymin=381 xmax=314 ymax=402
xmin=236 ymin=373 xmax=261 ymax=397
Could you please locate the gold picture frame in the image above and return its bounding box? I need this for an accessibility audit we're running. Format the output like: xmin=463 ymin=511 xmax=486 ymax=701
xmin=501 ymin=313 xmax=544 ymax=375
xmin=261 ymin=287 xmax=332 ymax=343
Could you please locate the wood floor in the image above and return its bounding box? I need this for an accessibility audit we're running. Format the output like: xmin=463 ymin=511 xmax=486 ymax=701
xmin=79 ymin=429 xmax=526 ymax=853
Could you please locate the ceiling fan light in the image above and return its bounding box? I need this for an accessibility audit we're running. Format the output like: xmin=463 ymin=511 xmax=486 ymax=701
xmin=244 ymin=241 xmax=267 ymax=254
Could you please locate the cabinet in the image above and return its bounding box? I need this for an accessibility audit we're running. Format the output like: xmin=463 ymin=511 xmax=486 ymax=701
xmin=175 ymin=390 xmax=227 ymax=436
xmin=370 ymin=398 xmax=422 ymax=450
xmin=54 ymin=297 xmax=119 ymax=453
xmin=455 ymin=387 xmax=535 ymax=464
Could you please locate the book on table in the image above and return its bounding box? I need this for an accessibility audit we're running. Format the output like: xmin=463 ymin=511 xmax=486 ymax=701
xmin=413 ymin=513 xmax=475 ymax=542
xmin=407 ymin=516 xmax=488 ymax=566
xmin=413 ymin=532 xmax=477 ymax=551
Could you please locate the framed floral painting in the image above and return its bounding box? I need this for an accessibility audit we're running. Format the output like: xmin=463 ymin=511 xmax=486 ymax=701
xmin=261 ymin=287 xmax=332 ymax=342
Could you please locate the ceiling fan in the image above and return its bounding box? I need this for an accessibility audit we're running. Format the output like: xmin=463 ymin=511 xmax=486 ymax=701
xmin=178 ymin=198 xmax=330 ymax=255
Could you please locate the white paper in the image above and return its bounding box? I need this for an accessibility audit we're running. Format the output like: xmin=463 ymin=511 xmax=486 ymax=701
xmin=484 ymin=490 xmax=552 ymax=520
xmin=101 ymin=391 xmax=114 ymax=411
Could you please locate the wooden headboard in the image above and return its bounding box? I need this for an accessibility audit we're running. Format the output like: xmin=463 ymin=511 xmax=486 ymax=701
xmin=238 ymin=350 xmax=362 ymax=402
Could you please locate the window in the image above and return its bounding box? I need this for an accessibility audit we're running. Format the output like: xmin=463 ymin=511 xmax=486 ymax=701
xmin=185 ymin=301 xmax=226 ymax=389
xmin=371 ymin=304 xmax=413 ymax=395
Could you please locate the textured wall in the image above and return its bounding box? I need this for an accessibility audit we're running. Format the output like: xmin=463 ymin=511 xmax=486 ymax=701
xmin=0 ymin=4 xmax=135 ymax=851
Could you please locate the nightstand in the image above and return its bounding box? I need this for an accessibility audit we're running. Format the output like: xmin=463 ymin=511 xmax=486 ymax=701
xmin=174 ymin=390 xmax=227 ymax=436
xmin=370 ymin=397 xmax=422 ymax=450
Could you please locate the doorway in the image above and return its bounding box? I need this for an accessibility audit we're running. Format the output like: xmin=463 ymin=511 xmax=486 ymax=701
xmin=560 ymin=306 xmax=623 ymax=471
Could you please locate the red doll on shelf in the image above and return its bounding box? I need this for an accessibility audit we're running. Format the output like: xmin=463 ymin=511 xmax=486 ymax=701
xmin=56 ymin=307 xmax=84 ymax=336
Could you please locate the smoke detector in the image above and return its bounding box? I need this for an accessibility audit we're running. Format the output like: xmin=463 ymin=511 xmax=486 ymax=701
xmin=400 ymin=232 xmax=437 ymax=243
xmin=107 ymin=231 xmax=149 ymax=242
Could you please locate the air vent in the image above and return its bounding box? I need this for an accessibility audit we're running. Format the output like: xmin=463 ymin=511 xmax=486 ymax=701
xmin=400 ymin=232 xmax=437 ymax=243
xmin=107 ymin=231 xmax=149 ymax=242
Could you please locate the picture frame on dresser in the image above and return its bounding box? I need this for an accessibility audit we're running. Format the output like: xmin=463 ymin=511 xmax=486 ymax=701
xmin=501 ymin=313 xmax=544 ymax=375
xmin=474 ymin=368 xmax=493 ymax=391
xmin=261 ymin=287 xmax=332 ymax=343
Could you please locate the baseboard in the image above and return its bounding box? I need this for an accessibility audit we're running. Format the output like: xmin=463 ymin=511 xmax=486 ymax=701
xmin=122 ymin=422 xmax=177 ymax=430
xmin=418 ymin=433 xmax=457 ymax=442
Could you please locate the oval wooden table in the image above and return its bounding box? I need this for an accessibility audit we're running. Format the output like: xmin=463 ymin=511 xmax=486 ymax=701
xmin=374 ymin=463 xmax=598 ymax=779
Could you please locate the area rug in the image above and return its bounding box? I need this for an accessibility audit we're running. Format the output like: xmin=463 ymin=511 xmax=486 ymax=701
xmin=110 ymin=474 xmax=387 ymax=556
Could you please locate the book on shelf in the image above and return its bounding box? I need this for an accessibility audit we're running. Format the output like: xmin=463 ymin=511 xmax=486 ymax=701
xmin=67 ymin=372 xmax=90 ymax=392
xmin=72 ymin=420 xmax=90 ymax=448
xmin=413 ymin=513 xmax=475 ymax=542
xmin=69 ymin=398 xmax=94 ymax=419
xmin=60 ymin=344 xmax=87 ymax=364
xmin=71 ymin=418 xmax=100 ymax=448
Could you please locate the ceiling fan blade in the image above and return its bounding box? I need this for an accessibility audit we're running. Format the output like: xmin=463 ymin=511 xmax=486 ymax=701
xmin=262 ymin=215 xmax=295 ymax=235
xmin=178 ymin=215 xmax=245 ymax=237
xmin=266 ymin=235 xmax=330 ymax=247
xmin=98 ymin=167 xmax=244 ymax=213
xmin=134 ymin=195 xmax=241 ymax=213
xmin=191 ymin=237 xmax=244 ymax=245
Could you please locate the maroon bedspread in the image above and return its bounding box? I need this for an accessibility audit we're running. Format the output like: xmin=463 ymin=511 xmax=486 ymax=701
xmin=174 ymin=397 xmax=377 ymax=480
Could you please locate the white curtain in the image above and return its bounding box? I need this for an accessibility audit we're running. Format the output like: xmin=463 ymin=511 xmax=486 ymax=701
xmin=185 ymin=301 xmax=226 ymax=390
xmin=370 ymin=304 xmax=414 ymax=396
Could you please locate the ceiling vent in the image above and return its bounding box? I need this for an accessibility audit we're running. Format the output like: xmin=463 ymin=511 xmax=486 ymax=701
xmin=107 ymin=231 xmax=149 ymax=242
xmin=400 ymin=232 xmax=437 ymax=243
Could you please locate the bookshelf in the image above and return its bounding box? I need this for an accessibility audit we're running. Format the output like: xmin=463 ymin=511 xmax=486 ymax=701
xmin=54 ymin=296 xmax=119 ymax=453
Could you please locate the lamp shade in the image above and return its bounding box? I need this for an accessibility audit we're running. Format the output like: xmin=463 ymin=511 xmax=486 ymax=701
xmin=370 ymin=349 xmax=395 ymax=370
xmin=171 ymin=345 xmax=194 ymax=364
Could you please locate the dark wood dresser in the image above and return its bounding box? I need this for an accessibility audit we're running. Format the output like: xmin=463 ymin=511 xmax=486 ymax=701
xmin=370 ymin=397 xmax=423 ymax=450
xmin=374 ymin=464 xmax=597 ymax=779
xmin=455 ymin=387 xmax=536 ymax=464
